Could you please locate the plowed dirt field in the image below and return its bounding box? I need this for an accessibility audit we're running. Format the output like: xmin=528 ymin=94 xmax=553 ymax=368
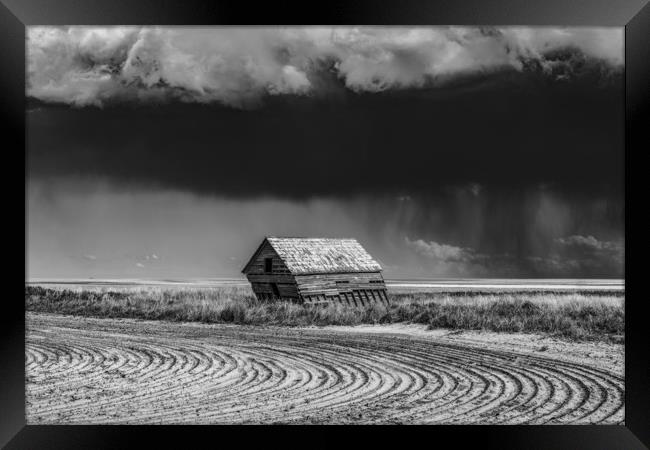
xmin=26 ymin=313 xmax=623 ymax=424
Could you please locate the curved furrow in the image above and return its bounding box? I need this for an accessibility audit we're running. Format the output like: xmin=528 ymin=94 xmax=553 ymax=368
xmin=26 ymin=314 xmax=624 ymax=424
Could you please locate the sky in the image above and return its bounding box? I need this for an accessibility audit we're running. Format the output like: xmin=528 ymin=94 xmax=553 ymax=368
xmin=26 ymin=26 xmax=625 ymax=280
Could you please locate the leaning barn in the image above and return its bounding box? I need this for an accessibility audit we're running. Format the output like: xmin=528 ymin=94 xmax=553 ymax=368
xmin=242 ymin=237 xmax=389 ymax=305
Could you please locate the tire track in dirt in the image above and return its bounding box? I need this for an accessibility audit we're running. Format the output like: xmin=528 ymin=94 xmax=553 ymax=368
xmin=26 ymin=313 xmax=624 ymax=424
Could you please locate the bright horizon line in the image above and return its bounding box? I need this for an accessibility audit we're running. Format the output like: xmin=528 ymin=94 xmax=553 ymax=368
xmin=26 ymin=277 xmax=625 ymax=283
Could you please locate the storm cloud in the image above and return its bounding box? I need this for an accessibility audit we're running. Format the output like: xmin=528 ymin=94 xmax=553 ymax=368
xmin=28 ymin=26 xmax=622 ymax=107
xmin=27 ymin=74 xmax=623 ymax=198
xmin=26 ymin=27 xmax=624 ymax=279
xmin=26 ymin=179 xmax=623 ymax=279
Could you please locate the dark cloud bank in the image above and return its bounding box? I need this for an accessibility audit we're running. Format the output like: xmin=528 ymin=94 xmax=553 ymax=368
xmin=28 ymin=75 xmax=623 ymax=197
xmin=26 ymin=27 xmax=624 ymax=279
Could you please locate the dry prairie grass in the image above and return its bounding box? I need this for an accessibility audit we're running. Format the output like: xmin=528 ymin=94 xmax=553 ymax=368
xmin=25 ymin=285 xmax=624 ymax=342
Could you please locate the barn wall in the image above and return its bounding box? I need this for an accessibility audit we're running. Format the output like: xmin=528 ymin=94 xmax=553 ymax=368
xmin=244 ymin=241 xmax=291 ymax=275
xmin=245 ymin=271 xmax=388 ymax=305
xmin=246 ymin=274 xmax=300 ymax=300
xmin=294 ymin=272 xmax=388 ymax=306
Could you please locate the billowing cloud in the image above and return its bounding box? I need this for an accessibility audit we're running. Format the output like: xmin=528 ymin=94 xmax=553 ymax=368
xmin=27 ymin=26 xmax=623 ymax=107
xmin=27 ymin=27 xmax=313 ymax=107
xmin=551 ymin=235 xmax=624 ymax=274
xmin=404 ymin=237 xmax=477 ymax=263
xmin=403 ymin=232 xmax=624 ymax=278
xmin=403 ymin=237 xmax=498 ymax=277
xmin=554 ymin=234 xmax=623 ymax=253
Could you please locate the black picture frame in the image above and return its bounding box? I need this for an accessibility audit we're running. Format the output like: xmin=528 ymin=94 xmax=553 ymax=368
xmin=3 ymin=0 xmax=648 ymax=448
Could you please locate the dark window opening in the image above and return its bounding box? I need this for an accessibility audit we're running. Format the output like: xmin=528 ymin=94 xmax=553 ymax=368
xmin=264 ymin=258 xmax=273 ymax=273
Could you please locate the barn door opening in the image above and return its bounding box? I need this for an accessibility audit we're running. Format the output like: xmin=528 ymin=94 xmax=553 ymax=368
xmin=271 ymin=283 xmax=280 ymax=298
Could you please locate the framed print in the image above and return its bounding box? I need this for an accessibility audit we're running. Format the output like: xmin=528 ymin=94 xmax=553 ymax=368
xmin=2 ymin=0 xmax=648 ymax=448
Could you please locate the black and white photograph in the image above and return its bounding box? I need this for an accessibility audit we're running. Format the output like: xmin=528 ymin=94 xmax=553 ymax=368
xmin=25 ymin=25 xmax=625 ymax=425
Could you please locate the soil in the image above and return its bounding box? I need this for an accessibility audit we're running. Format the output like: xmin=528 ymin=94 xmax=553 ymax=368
xmin=26 ymin=312 xmax=624 ymax=424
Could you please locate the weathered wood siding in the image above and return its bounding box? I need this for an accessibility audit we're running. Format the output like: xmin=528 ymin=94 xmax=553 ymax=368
xmin=247 ymin=276 xmax=300 ymax=300
xmin=245 ymin=241 xmax=291 ymax=275
xmin=294 ymin=272 xmax=388 ymax=306
xmin=245 ymin=241 xmax=300 ymax=300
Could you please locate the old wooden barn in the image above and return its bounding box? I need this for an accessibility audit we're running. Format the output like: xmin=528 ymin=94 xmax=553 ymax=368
xmin=242 ymin=237 xmax=389 ymax=305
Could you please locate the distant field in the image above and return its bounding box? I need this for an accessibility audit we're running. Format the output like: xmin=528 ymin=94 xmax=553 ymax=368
xmin=28 ymin=277 xmax=625 ymax=291
xmin=25 ymin=282 xmax=624 ymax=343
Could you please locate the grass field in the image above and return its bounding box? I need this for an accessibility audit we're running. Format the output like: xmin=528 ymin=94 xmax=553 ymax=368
xmin=25 ymin=285 xmax=624 ymax=343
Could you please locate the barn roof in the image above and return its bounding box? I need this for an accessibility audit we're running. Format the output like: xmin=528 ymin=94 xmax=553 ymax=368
xmin=242 ymin=237 xmax=383 ymax=275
